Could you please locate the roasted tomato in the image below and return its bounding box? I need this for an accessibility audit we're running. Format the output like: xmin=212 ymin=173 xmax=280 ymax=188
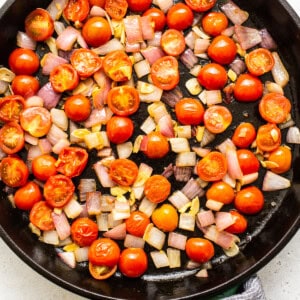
xmin=237 ymin=149 xmax=260 ymax=175
xmin=64 ymin=94 xmax=91 ymax=122
xmin=206 ymin=181 xmax=235 ymax=205
xmin=105 ymin=0 xmax=128 ymax=20
xmin=11 ymin=75 xmax=40 ymax=99
xmin=106 ymin=116 xmax=134 ymax=144
xmin=125 ymin=211 xmax=150 ymax=237
xmin=29 ymin=201 xmax=55 ymax=231
xmin=0 ymin=122 xmax=24 ymax=154
xmin=166 ymin=3 xmax=194 ymax=31
xmin=232 ymin=122 xmax=256 ymax=149
xmin=127 ymin=0 xmax=151 ymax=12
xmin=185 ymin=0 xmax=216 ymax=12
xmin=175 ymin=98 xmax=205 ymax=125
xmin=256 ymin=123 xmax=281 ymax=152
xmin=151 ymin=203 xmax=178 ymax=232
xmin=202 ymin=11 xmax=228 ymax=36
xmin=142 ymin=131 xmax=170 ymax=159
xmin=225 ymin=210 xmax=248 ymax=234
xmin=63 ymin=0 xmax=90 ymax=22
xmin=89 ymin=263 xmax=117 ymax=280
xmin=0 ymin=95 xmax=25 ymax=122
xmin=267 ymin=145 xmax=292 ymax=174
xmin=185 ymin=237 xmax=215 ymax=263
xmin=14 ymin=181 xmax=42 ymax=210
xmin=161 ymin=29 xmax=186 ymax=56
xmin=144 ymin=174 xmax=171 ymax=204
xmin=143 ymin=7 xmax=166 ymax=32
xmin=32 ymin=154 xmax=57 ymax=181
xmin=89 ymin=0 xmax=105 ymax=7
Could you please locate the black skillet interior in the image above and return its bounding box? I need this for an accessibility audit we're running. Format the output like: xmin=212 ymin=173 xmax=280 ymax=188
xmin=0 ymin=0 xmax=299 ymax=299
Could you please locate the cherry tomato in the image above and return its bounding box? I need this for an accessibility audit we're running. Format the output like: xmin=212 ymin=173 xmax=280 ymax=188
xmin=256 ymin=123 xmax=281 ymax=152
xmin=71 ymin=217 xmax=99 ymax=247
xmin=142 ymin=131 xmax=170 ymax=159
xmin=118 ymin=248 xmax=148 ymax=278
xmin=0 ymin=122 xmax=24 ymax=154
xmin=0 ymin=156 xmax=29 ymax=187
xmin=25 ymin=8 xmax=54 ymax=41
xmin=14 ymin=181 xmax=42 ymax=210
xmin=196 ymin=151 xmax=227 ymax=182
xmin=237 ymin=149 xmax=260 ymax=175
xmin=20 ymin=106 xmax=51 ymax=138
xmin=0 ymin=95 xmax=25 ymax=122
xmin=245 ymin=48 xmax=275 ymax=76
xmin=32 ymin=154 xmax=57 ymax=181
xmin=232 ymin=122 xmax=256 ymax=148
xmin=267 ymin=145 xmax=292 ymax=174
xmin=44 ymin=174 xmax=75 ymax=208
xmin=49 ymin=63 xmax=79 ymax=93
xmin=56 ymin=147 xmax=88 ymax=178
xmin=206 ymin=181 xmax=235 ymax=204
xmin=105 ymin=0 xmax=128 ymax=20
xmin=8 ymin=48 xmax=39 ymax=75
xmin=29 ymin=201 xmax=54 ymax=231
xmin=225 ymin=210 xmax=248 ymax=234
xmin=144 ymin=175 xmax=171 ymax=204
xmin=143 ymin=8 xmax=166 ymax=32
xmin=64 ymin=94 xmax=91 ymax=122
xmin=150 ymin=56 xmax=179 ymax=91
xmin=125 ymin=211 xmax=150 ymax=237
xmin=259 ymin=92 xmax=291 ymax=124
xmin=103 ymin=50 xmax=132 ymax=82
xmin=202 ymin=12 xmax=228 ymax=36
xmin=11 ymin=75 xmax=40 ymax=99
xmin=197 ymin=63 xmax=228 ymax=90
xmin=234 ymin=186 xmax=264 ymax=215
xmin=109 ymin=158 xmax=139 ymax=186
xmin=82 ymin=17 xmax=112 ymax=48
xmin=63 ymin=0 xmax=90 ymax=22
xmin=89 ymin=0 xmax=105 ymax=7
xmin=203 ymin=105 xmax=232 ymax=134
xmin=208 ymin=35 xmax=237 ymax=65
xmin=89 ymin=263 xmax=117 ymax=280
xmin=185 ymin=237 xmax=215 ymax=263
xmin=106 ymin=116 xmax=134 ymax=144
xmin=185 ymin=0 xmax=216 ymax=12
xmin=161 ymin=29 xmax=186 ymax=56
xmin=166 ymin=3 xmax=194 ymax=31
xmin=88 ymin=238 xmax=120 ymax=267
xmin=233 ymin=73 xmax=263 ymax=102
xmin=175 ymin=98 xmax=205 ymax=125
xmin=127 ymin=0 xmax=151 ymax=12
xmin=151 ymin=203 xmax=178 ymax=232
xmin=107 ymin=86 xmax=140 ymax=116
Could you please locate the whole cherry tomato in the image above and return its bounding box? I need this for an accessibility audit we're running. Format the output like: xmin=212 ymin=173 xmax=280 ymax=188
xmin=151 ymin=203 xmax=178 ymax=232
xmin=184 ymin=0 xmax=217 ymax=12
xmin=106 ymin=116 xmax=134 ymax=144
xmin=0 ymin=95 xmax=25 ymax=122
xmin=206 ymin=181 xmax=235 ymax=204
xmin=185 ymin=237 xmax=215 ymax=263
xmin=127 ymin=0 xmax=151 ymax=12
xmin=29 ymin=201 xmax=54 ymax=231
xmin=256 ymin=123 xmax=281 ymax=152
xmin=175 ymin=98 xmax=205 ymax=125
xmin=142 ymin=131 xmax=169 ymax=159
xmin=11 ymin=75 xmax=40 ymax=99
xmin=64 ymin=94 xmax=91 ymax=122
xmin=0 ymin=122 xmax=24 ymax=154
xmin=143 ymin=7 xmax=166 ymax=32
xmin=225 ymin=210 xmax=248 ymax=234
xmin=125 ymin=211 xmax=150 ymax=237
xmin=32 ymin=154 xmax=57 ymax=181
xmin=14 ymin=181 xmax=42 ymax=210
xmin=161 ymin=29 xmax=186 ymax=56
xmin=63 ymin=0 xmax=90 ymax=22
xmin=105 ymin=0 xmax=128 ymax=20
xmin=144 ymin=175 xmax=171 ymax=204
xmin=237 ymin=149 xmax=260 ymax=175
xmin=202 ymin=12 xmax=228 ymax=36
xmin=166 ymin=3 xmax=194 ymax=31
xmin=232 ymin=122 xmax=256 ymax=149
xmin=267 ymin=145 xmax=292 ymax=174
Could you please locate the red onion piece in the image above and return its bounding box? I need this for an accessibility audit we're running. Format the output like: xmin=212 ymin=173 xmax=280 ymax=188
xmin=84 ymin=107 xmax=113 ymax=128
xmin=93 ymin=161 xmax=116 ymax=188
xmin=47 ymin=0 xmax=68 ymax=20
xmin=56 ymin=26 xmax=79 ymax=51
xmin=167 ymin=232 xmax=187 ymax=250
xmin=141 ymin=46 xmax=165 ymax=65
xmin=161 ymin=86 xmax=183 ymax=108
xmin=220 ymin=0 xmax=249 ymax=25
xmin=262 ymin=171 xmax=291 ymax=191
xmin=197 ymin=210 xmax=215 ymax=228
xmin=37 ymin=82 xmax=61 ymax=110
xmin=51 ymin=212 xmax=71 ymax=241
xmin=259 ymin=28 xmax=278 ymax=50
xmin=181 ymin=178 xmax=205 ymax=200
xmin=141 ymin=15 xmax=155 ymax=40
xmin=174 ymin=166 xmax=193 ymax=182
xmin=103 ymin=223 xmax=126 ymax=240
xmin=90 ymin=5 xmax=106 ymax=17
xmin=86 ymin=191 xmax=102 ymax=215
xmin=234 ymin=25 xmax=262 ymax=50
xmin=57 ymin=252 xmax=76 ymax=268
xmin=215 ymin=212 xmax=235 ymax=231
xmin=180 ymin=48 xmax=199 ymax=69
xmin=42 ymin=52 xmax=68 ymax=75
xmin=229 ymin=57 xmax=246 ymax=75
xmin=124 ymin=15 xmax=143 ymax=44
xmin=16 ymin=31 xmax=36 ymax=50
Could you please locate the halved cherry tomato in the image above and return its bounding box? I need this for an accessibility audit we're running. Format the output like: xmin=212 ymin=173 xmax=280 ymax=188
xmin=197 ymin=63 xmax=228 ymax=90
xmin=185 ymin=237 xmax=215 ymax=263
xmin=234 ymin=186 xmax=264 ymax=215
xmin=109 ymin=158 xmax=139 ymax=186
xmin=32 ymin=154 xmax=57 ymax=181
xmin=25 ymin=8 xmax=54 ymax=41
xmin=267 ymin=145 xmax=292 ymax=174
xmin=233 ymin=73 xmax=263 ymax=102
xmin=89 ymin=263 xmax=117 ymax=280
xmin=185 ymin=0 xmax=216 ymax=12
xmin=11 ymin=75 xmax=40 ymax=99
xmin=203 ymin=105 xmax=232 ymax=134
xmin=14 ymin=181 xmax=42 ymax=210
xmin=151 ymin=203 xmax=178 ymax=232
xmin=118 ymin=248 xmax=148 ymax=278
xmin=256 ymin=123 xmax=281 ymax=152
xmin=144 ymin=174 xmax=171 ymax=204
xmin=236 ymin=149 xmax=260 ymax=175
xmin=107 ymin=86 xmax=140 ymax=116
xmin=8 ymin=48 xmax=39 ymax=75
xmin=29 ymin=201 xmax=54 ymax=231
xmin=161 ymin=29 xmax=186 ymax=56
xmin=106 ymin=116 xmax=134 ymax=144
xmin=225 ymin=210 xmax=248 ymax=234
xmin=105 ymin=0 xmax=128 ymax=20
xmin=207 ymin=35 xmax=237 ymax=65
xmin=0 ymin=156 xmax=29 ymax=187
xmin=50 ymin=63 xmax=79 ymax=93
xmin=196 ymin=151 xmax=227 ymax=182
xmin=127 ymin=0 xmax=151 ymax=12
xmin=88 ymin=238 xmax=120 ymax=267
xmin=0 ymin=95 xmax=25 ymax=122
xmin=44 ymin=174 xmax=75 ymax=208
xmin=125 ymin=211 xmax=150 ymax=237
xmin=103 ymin=50 xmax=132 ymax=82
xmin=245 ymin=48 xmax=275 ymax=76
xmin=232 ymin=122 xmax=256 ymax=148
xmin=82 ymin=17 xmax=112 ymax=48
xmin=142 ymin=131 xmax=170 ymax=159
xmin=71 ymin=217 xmax=99 ymax=247
xmin=0 ymin=122 xmax=24 ymax=154
xmin=20 ymin=106 xmax=51 ymax=138
xmin=166 ymin=3 xmax=194 ymax=31
xmin=150 ymin=56 xmax=179 ymax=91
xmin=259 ymin=92 xmax=291 ymax=124
xmin=63 ymin=0 xmax=90 ymax=22
xmin=206 ymin=181 xmax=235 ymax=204
xmin=64 ymin=94 xmax=91 ymax=122
xmin=56 ymin=147 xmax=88 ymax=178
xmin=202 ymin=11 xmax=228 ymax=36
xmin=143 ymin=7 xmax=166 ymax=32
xmin=175 ymin=97 xmax=205 ymax=125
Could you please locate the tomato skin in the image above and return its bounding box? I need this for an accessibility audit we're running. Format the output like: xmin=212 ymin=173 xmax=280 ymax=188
xmin=144 ymin=175 xmax=171 ymax=204
xmin=142 ymin=131 xmax=170 ymax=159
xmin=127 ymin=0 xmax=151 ymax=12
xmin=166 ymin=3 xmax=194 ymax=31
xmin=175 ymin=98 xmax=205 ymax=125
xmin=64 ymin=94 xmax=91 ymax=122
xmin=256 ymin=123 xmax=281 ymax=152
xmin=237 ymin=149 xmax=260 ymax=175
xmin=89 ymin=0 xmax=105 ymax=7
xmin=125 ymin=211 xmax=150 ymax=237
xmin=29 ymin=201 xmax=54 ymax=231
xmin=267 ymin=145 xmax=292 ymax=174
xmin=202 ymin=12 xmax=228 ymax=36
xmin=151 ymin=203 xmax=178 ymax=232
xmin=185 ymin=238 xmax=215 ymax=263
xmin=71 ymin=217 xmax=99 ymax=247
xmin=233 ymin=73 xmax=263 ymax=102
xmin=14 ymin=181 xmax=42 ymax=210
xmin=225 ymin=210 xmax=248 ymax=234
xmin=161 ymin=29 xmax=186 ymax=57
xmin=11 ymin=75 xmax=40 ymax=99
xmin=232 ymin=122 xmax=256 ymax=148
xmin=105 ymin=0 xmax=128 ymax=20
xmin=185 ymin=0 xmax=216 ymax=12
xmin=143 ymin=8 xmax=166 ymax=32
xmin=32 ymin=154 xmax=57 ymax=181
xmin=0 ymin=122 xmax=24 ymax=154
xmin=106 ymin=116 xmax=134 ymax=144
xmin=82 ymin=17 xmax=112 ymax=48
xmin=63 ymin=0 xmax=90 ymax=22
xmin=206 ymin=181 xmax=235 ymax=204
xmin=234 ymin=186 xmax=264 ymax=215
xmin=118 ymin=248 xmax=148 ymax=278
xmin=8 ymin=48 xmax=39 ymax=75
xmin=0 ymin=95 xmax=25 ymax=122
xmin=88 ymin=238 xmax=120 ymax=267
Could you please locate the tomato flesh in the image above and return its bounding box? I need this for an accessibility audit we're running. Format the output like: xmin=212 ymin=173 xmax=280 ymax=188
xmin=0 ymin=122 xmax=24 ymax=154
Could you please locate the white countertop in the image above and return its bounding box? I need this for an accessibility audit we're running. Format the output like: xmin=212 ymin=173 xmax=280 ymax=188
xmin=0 ymin=0 xmax=299 ymax=299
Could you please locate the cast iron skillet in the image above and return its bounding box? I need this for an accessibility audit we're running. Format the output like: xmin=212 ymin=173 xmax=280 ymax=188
xmin=0 ymin=0 xmax=299 ymax=299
